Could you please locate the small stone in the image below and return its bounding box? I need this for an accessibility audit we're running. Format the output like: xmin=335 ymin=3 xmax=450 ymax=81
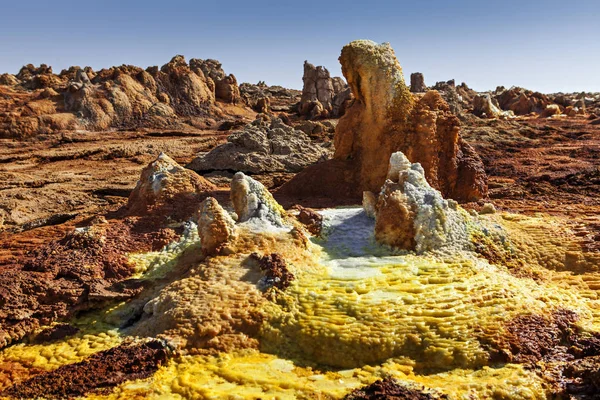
xmin=362 ymin=191 xmax=377 ymax=219
xmin=196 ymin=197 xmax=236 ymax=256
xmin=480 ymin=203 xmax=497 ymax=215
xmin=230 ymin=172 xmax=286 ymax=227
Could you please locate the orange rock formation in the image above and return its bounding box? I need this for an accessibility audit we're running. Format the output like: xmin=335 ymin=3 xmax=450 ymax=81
xmin=279 ymin=40 xmax=487 ymax=202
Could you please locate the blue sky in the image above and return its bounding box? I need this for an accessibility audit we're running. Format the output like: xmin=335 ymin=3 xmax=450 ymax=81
xmin=1 ymin=0 xmax=599 ymax=93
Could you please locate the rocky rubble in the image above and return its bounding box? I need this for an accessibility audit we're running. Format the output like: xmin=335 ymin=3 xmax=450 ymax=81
xmin=280 ymin=40 xmax=487 ymax=202
xmin=239 ymin=81 xmax=301 ymax=113
xmin=187 ymin=117 xmax=331 ymax=174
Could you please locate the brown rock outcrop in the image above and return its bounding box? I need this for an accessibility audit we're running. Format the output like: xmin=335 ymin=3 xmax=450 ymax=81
xmin=540 ymin=104 xmax=562 ymax=118
xmin=151 ymin=55 xmax=215 ymax=116
xmin=332 ymin=87 xmax=353 ymax=118
xmin=299 ymin=61 xmax=334 ymax=118
xmin=16 ymin=64 xmax=62 ymax=90
xmin=431 ymin=79 xmax=473 ymax=115
xmin=410 ymin=72 xmax=427 ymax=93
xmin=456 ymin=82 xmax=478 ymax=108
xmin=190 ymin=58 xmax=241 ymax=103
xmin=294 ymin=205 xmax=323 ymax=235
xmin=299 ymin=61 xmax=350 ymax=119
xmin=279 ymin=40 xmax=487 ymax=202
xmin=495 ymin=87 xmax=552 ymax=115
xmin=0 ymin=74 xmax=19 ymax=86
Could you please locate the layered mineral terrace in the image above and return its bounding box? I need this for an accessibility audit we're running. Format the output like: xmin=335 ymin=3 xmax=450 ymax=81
xmin=1 ymin=149 xmax=599 ymax=399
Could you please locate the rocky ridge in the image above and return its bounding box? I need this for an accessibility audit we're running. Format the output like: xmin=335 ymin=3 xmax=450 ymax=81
xmin=0 ymin=55 xmax=246 ymax=138
xmin=187 ymin=116 xmax=331 ymax=174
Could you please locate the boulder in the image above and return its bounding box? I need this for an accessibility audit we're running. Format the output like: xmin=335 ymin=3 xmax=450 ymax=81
xmin=279 ymin=40 xmax=487 ymax=202
xmin=473 ymin=93 xmax=501 ymax=118
xmin=553 ymin=94 xmax=573 ymax=107
xmin=370 ymin=152 xmax=469 ymax=253
xmin=187 ymin=117 xmax=331 ymax=174
xmin=196 ymin=197 xmax=237 ymax=256
xmin=479 ymin=203 xmax=496 ymax=215
xmin=40 ymin=87 xmax=59 ymax=98
xmin=565 ymin=106 xmax=577 ymax=117
xmin=540 ymin=104 xmax=562 ymax=118
xmin=127 ymin=153 xmax=216 ymax=219
xmin=230 ymin=172 xmax=286 ymax=227
xmin=294 ymin=206 xmax=323 ymax=235
xmin=294 ymin=119 xmax=335 ymax=141
xmin=409 ymin=72 xmax=427 ymax=93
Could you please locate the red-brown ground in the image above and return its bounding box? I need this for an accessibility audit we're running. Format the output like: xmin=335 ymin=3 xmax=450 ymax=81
xmin=0 ymin=106 xmax=599 ymax=399
xmin=0 ymin=339 xmax=170 ymax=399
xmin=345 ymin=378 xmax=444 ymax=400
xmin=0 ymin=215 xmax=179 ymax=348
xmin=462 ymin=115 xmax=600 ymax=251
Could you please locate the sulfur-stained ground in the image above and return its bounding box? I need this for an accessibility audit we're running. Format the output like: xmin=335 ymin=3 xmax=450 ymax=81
xmin=0 ymin=114 xmax=599 ymax=399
